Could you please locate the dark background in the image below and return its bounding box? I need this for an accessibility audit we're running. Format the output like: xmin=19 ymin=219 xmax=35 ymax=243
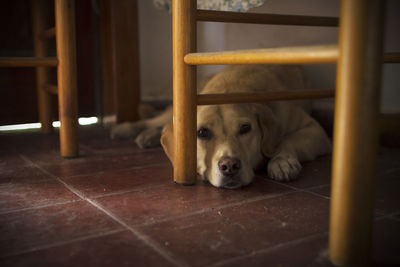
xmin=0 ymin=0 xmax=98 ymax=125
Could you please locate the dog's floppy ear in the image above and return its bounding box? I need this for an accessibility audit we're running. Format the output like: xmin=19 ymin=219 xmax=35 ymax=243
xmin=160 ymin=123 xmax=174 ymax=164
xmin=253 ymin=104 xmax=283 ymax=158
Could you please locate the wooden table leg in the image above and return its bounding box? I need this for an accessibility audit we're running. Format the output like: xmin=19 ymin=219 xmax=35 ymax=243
xmin=329 ymin=0 xmax=385 ymax=265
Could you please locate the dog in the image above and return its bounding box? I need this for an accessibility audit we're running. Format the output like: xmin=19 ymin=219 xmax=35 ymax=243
xmin=111 ymin=65 xmax=331 ymax=189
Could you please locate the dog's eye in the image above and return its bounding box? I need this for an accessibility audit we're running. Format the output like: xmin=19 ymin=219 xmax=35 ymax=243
xmin=197 ymin=127 xmax=212 ymax=140
xmin=239 ymin=123 xmax=251 ymax=135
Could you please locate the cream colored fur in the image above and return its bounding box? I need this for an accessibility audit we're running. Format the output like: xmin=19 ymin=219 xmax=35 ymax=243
xmin=111 ymin=65 xmax=331 ymax=189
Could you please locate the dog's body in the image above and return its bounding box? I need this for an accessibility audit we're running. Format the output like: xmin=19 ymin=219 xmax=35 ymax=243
xmin=112 ymin=65 xmax=331 ymax=189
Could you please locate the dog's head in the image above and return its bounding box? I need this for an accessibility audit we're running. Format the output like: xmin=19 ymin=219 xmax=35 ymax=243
xmin=161 ymin=103 xmax=282 ymax=189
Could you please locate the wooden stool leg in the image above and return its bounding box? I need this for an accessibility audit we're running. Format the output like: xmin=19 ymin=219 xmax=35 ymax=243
xmin=32 ymin=0 xmax=53 ymax=133
xmin=55 ymin=0 xmax=79 ymax=157
xmin=172 ymin=0 xmax=197 ymax=184
xmin=329 ymin=0 xmax=385 ymax=265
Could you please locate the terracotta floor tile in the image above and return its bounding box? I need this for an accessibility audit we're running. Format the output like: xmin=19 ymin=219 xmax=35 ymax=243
xmin=308 ymin=167 xmax=400 ymax=216
xmin=0 ymin=179 xmax=80 ymax=214
xmin=35 ymin=149 xmax=169 ymax=178
xmin=0 ymin=131 xmax=59 ymax=154
xmin=0 ymin=165 xmax=53 ymax=184
xmin=0 ymin=230 xmax=175 ymax=267
xmin=219 ymin=218 xmax=400 ymax=267
xmin=273 ymin=155 xmax=332 ymax=190
xmin=308 ymin=185 xmax=331 ymax=198
xmin=60 ymin=163 xmax=173 ymax=198
xmin=138 ymin=192 xmax=330 ymax=267
xmin=77 ymin=125 xmax=159 ymax=155
xmin=216 ymin=234 xmax=332 ymax=267
xmin=95 ymin=177 xmax=292 ymax=226
xmin=81 ymin=135 xmax=142 ymax=154
xmin=1 ymin=126 xmax=399 ymax=266
xmin=0 ymin=154 xmax=31 ymax=170
xmin=0 ymin=201 xmax=122 ymax=258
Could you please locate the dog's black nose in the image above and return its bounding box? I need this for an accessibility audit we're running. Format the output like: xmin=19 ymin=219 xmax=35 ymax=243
xmin=218 ymin=156 xmax=241 ymax=176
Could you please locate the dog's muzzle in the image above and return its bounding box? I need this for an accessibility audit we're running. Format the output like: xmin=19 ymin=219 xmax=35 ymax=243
xmin=218 ymin=156 xmax=242 ymax=189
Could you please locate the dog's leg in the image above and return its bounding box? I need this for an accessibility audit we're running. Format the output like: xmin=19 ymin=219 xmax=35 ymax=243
xmin=111 ymin=120 xmax=146 ymax=140
xmin=111 ymin=106 xmax=173 ymax=143
xmin=135 ymin=127 xmax=163 ymax=148
xmin=267 ymin=120 xmax=331 ymax=182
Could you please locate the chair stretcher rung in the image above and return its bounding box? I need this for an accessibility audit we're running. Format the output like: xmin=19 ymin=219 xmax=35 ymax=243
xmin=197 ymin=89 xmax=335 ymax=105
xmin=42 ymin=83 xmax=58 ymax=95
xmin=197 ymin=10 xmax=339 ymax=27
xmin=0 ymin=57 xmax=58 ymax=67
xmin=185 ymin=45 xmax=338 ymax=65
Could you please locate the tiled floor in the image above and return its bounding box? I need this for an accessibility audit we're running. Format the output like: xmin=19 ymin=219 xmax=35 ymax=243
xmin=0 ymin=125 xmax=399 ymax=267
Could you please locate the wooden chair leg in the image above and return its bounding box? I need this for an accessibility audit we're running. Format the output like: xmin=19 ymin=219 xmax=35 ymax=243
xmin=32 ymin=0 xmax=53 ymax=133
xmin=329 ymin=0 xmax=385 ymax=265
xmin=172 ymin=0 xmax=197 ymax=184
xmin=55 ymin=0 xmax=79 ymax=157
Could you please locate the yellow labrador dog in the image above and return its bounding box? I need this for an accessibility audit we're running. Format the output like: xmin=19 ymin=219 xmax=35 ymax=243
xmin=111 ymin=65 xmax=331 ymax=189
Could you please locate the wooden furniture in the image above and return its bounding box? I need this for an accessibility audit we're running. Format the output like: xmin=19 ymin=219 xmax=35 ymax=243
xmin=172 ymin=0 xmax=399 ymax=265
xmin=0 ymin=0 xmax=78 ymax=158
xmin=99 ymin=0 xmax=140 ymax=123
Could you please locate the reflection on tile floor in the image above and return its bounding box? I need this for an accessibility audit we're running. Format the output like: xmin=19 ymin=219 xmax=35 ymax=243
xmin=0 ymin=126 xmax=399 ymax=266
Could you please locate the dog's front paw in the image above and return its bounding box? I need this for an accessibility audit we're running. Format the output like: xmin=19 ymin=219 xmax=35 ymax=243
xmin=267 ymin=155 xmax=302 ymax=182
xmin=111 ymin=121 xmax=145 ymax=140
xmin=135 ymin=127 xmax=162 ymax=148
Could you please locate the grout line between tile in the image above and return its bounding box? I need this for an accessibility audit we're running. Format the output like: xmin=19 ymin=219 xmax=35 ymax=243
xmin=19 ymin=154 xmax=43 ymax=168
xmin=209 ymin=232 xmax=328 ymax=267
xmin=21 ymin=154 xmax=188 ymax=267
xmin=17 ymin=154 xmax=35 ymax=166
xmin=374 ymin=211 xmax=400 ymax=221
xmin=139 ymin=190 xmax=296 ymax=227
xmin=268 ymin=180 xmax=331 ymax=200
xmin=306 ymin=184 xmax=331 ymax=191
xmin=22 ymin=156 xmax=296 ymax=229
xmin=90 ymin=183 xmax=170 ymax=200
xmin=20 ymin=154 xmax=167 ymax=200
xmin=61 ymin=162 xmax=171 ymax=180
xmin=0 ymin=199 xmax=82 ymax=215
xmin=86 ymin=198 xmax=190 ymax=267
xmin=19 ymin=153 xmax=330 ymax=267
xmin=0 ymin=229 xmax=124 ymax=259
